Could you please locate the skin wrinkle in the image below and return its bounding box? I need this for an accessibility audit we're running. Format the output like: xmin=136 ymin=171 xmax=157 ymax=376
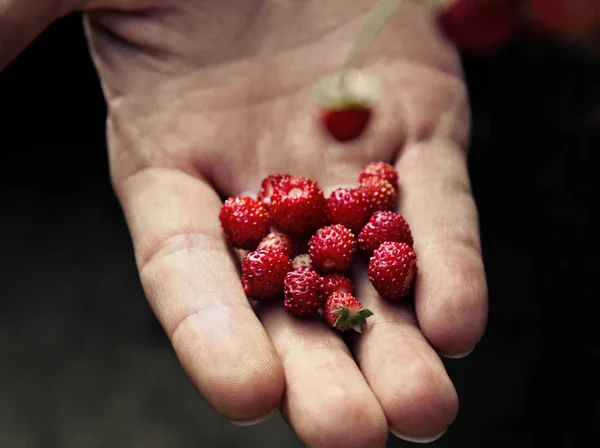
xmin=170 ymin=302 xmax=249 ymax=344
xmin=101 ymin=37 xmax=466 ymax=191
xmin=172 ymin=305 xmax=283 ymax=420
xmin=84 ymin=2 xmax=367 ymax=100
xmin=107 ymin=103 xmax=214 ymax=182
xmin=141 ymin=246 xmax=240 ymax=331
xmin=137 ymin=228 xmax=224 ymax=274
xmin=356 ymin=323 xmax=425 ymax=360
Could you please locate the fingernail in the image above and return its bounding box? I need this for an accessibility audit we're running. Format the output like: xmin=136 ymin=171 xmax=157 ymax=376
xmin=229 ymin=408 xmax=277 ymax=427
xmin=390 ymin=428 xmax=447 ymax=444
xmin=438 ymin=346 xmax=474 ymax=359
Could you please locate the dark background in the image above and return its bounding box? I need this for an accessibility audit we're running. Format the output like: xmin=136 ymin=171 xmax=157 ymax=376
xmin=1 ymin=13 xmax=598 ymax=448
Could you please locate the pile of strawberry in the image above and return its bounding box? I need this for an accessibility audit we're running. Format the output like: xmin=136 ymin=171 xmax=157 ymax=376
xmin=219 ymin=162 xmax=417 ymax=333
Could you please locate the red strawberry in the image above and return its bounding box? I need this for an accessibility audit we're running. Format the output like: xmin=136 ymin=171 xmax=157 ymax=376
xmin=257 ymin=231 xmax=295 ymax=258
xmin=359 ymin=162 xmax=399 ymax=191
xmin=324 ymin=292 xmax=373 ymax=333
xmin=326 ymin=188 xmax=372 ymax=234
xmin=436 ymin=0 xmax=519 ymax=53
xmin=269 ymin=176 xmax=326 ymax=236
xmin=308 ymin=224 xmax=357 ymax=273
xmin=320 ymin=107 xmax=373 ymax=143
xmin=321 ymin=273 xmax=354 ymax=297
xmin=358 ymin=211 xmax=414 ymax=254
xmin=258 ymin=174 xmax=291 ymax=207
xmin=368 ymin=241 xmax=417 ymax=300
xmin=359 ymin=177 xmax=397 ymax=212
xmin=292 ymin=253 xmax=314 ymax=271
xmin=242 ymin=249 xmax=292 ymax=301
xmin=284 ymin=269 xmax=324 ymax=316
xmin=219 ymin=196 xmax=271 ymax=250
xmin=314 ymin=70 xmax=379 ymax=143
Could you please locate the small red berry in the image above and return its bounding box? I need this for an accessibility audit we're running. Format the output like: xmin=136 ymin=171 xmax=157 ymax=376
xmin=314 ymin=70 xmax=379 ymax=144
xmin=359 ymin=162 xmax=399 ymax=191
xmin=359 ymin=177 xmax=397 ymax=212
xmin=242 ymin=249 xmax=292 ymax=301
xmin=326 ymin=188 xmax=372 ymax=234
xmin=436 ymin=0 xmax=519 ymax=53
xmin=219 ymin=196 xmax=271 ymax=250
xmin=324 ymin=292 xmax=373 ymax=333
xmin=308 ymin=224 xmax=357 ymax=273
xmin=368 ymin=242 xmax=417 ymax=300
xmin=292 ymin=253 xmax=314 ymax=271
xmin=320 ymin=107 xmax=373 ymax=143
xmin=321 ymin=273 xmax=354 ymax=297
xmin=284 ymin=269 xmax=324 ymax=317
xmin=358 ymin=211 xmax=414 ymax=254
xmin=269 ymin=176 xmax=327 ymax=236
xmin=257 ymin=231 xmax=295 ymax=258
xmin=258 ymin=174 xmax=291 ymax=207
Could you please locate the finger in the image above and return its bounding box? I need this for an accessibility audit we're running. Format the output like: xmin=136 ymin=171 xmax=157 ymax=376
xmin=113 ymin=166 xmax=285 ymax=423
xmin=0 ymin=0 xmax=70 ymax=70
xmin=0 ymin=0 xmax=122 ymax=71
xmin=257 ymin=303 xmax=389 ymax=448
xmin=242 ymin=170 xmax=387 ymax=448
xmin=350 ymin=267 xmax=459 ymax=441
xmin=396 ymin=137 xmax=488 ymax=357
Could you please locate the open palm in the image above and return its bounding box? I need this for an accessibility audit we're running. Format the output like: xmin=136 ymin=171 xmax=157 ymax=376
xmin=50 ymin=0 xmax=488 ymax=445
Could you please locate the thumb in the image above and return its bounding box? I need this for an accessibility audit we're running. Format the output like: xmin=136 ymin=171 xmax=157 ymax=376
xmin=0 ymin=0 xmax=122 ymax=71
xmin=0 ymin=0 xmax=85 ymax=71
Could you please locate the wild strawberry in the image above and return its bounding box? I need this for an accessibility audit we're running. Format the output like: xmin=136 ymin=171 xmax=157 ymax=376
xmin=219 ymin=196 xmax=271 ymax=250
xmin=326 ymin=188 xmax=372 ymax=234
xmin=436 ymin=0 xmax=519 ymax=53
xmin=258 ymin=174 xmax=291 ymax=207
xmin=359 ymin=177 xmax=397 ymax=212
xmin=308 ymin=224 xmax=357 ymax=273
xmin=292 ymin=253 xmax=314 ymax=271
xmin=257 ymin=231 xmax=295 ymax=258
xmin=528 ymin=0 xmax=600 ymax=39
xmin=314 ymin=70 xmax=379 ymax=143
xmin=320 ymin=107 xmax=373 ymax=144
xmin=284 ymin=269 xmax=324 ymax=316
xmin=269 ymin=176 xmax=326 ymax=236
xmin=242 ymin=249 xmax=292 ymax=301
xmin=324 ymin=292 xmax=373 ymax=333
xmin=368 ymin=242 xmax=417 ymax=300
xmin=358 ymin=211 xmax=414 ymax=254
xmin=358 ymin=161 xmax=399 ymax=191
xmin=321 ymin=273 xmax=354 ymax=297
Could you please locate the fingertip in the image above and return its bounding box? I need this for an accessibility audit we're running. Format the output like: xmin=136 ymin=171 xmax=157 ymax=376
xmin=437 ymin=346 xmax=475 ymax=359
xmin=230 ymin=407 xmax=279 ymax=427
xmin=416 ymin=251 xmax=488 ymax=357
xmin=260 ymin=307 xmax=389 ymax=448
xmin=172 ymin=306 xmax=285 ymax=422
xmin=383 ymin=358 xmax=459 ymax=440
xmin=283 ymin=372 xmax=389 ymax=448
xmin=391 ymin=428 xmax=447 ymax=444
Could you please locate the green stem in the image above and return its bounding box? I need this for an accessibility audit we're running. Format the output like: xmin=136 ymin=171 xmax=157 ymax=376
xmin=342 ymin=0 xmax=407 ymax=71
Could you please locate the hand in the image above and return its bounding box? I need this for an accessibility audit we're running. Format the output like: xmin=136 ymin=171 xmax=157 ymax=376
xmin=2 ymin=1 xmax=488 ymax=445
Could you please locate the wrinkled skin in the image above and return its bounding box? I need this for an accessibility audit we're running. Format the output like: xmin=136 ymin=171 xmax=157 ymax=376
xmin=1 ymin=1 xmax=488 ymax=446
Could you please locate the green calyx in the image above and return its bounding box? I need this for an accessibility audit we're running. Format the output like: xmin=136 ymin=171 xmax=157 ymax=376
xmin=334 ymin=306 xmax=374 ymax=333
